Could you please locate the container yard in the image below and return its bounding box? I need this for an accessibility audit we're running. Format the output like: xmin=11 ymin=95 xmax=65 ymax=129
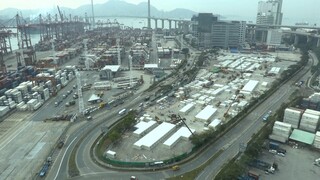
xmin=0 ymin=14 xmax=186 ymax=179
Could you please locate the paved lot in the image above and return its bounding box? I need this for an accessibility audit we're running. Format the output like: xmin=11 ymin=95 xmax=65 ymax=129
xmin=259 ymin=145 xmax=320 ymax=180
xmin=0 ymin=112 xmax=69 ymax=180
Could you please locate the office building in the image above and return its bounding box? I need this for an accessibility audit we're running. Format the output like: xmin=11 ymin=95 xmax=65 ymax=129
xmin=256 ymin=0 xmax=283 ymax=25
xmin=266 ymin=29 xmax=283 ymax=46
xmin=191 ymin=13 xmax=246 ymax=49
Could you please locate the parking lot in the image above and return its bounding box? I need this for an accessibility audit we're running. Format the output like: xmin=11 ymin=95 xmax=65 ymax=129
xmin=258 ymin=145 xmax=320 ymax=180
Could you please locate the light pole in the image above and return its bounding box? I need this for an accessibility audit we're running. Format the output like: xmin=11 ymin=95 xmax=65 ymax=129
xmin=91 ymin=0 xmax=95 ymax=29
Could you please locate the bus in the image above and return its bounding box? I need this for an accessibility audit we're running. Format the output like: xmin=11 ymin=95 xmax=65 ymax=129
xmin=118 ymin=109 xmax=127 ymax=115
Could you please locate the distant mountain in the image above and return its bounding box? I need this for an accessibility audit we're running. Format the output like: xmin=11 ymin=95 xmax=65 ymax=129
xmin=0 ymin=0 xmax=197 ymax=21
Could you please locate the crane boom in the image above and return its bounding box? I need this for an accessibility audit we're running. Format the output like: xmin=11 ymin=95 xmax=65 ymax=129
xmin=57 ymin=5 xmax=63 ymax=22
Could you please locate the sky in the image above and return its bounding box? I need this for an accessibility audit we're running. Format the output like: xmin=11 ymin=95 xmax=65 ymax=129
xmin=1 ymin=0 xmax=320 ymax=24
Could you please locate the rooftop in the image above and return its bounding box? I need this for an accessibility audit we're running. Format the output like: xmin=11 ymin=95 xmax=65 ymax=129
xmin=289 ymin=129 xmax=315 ymax=145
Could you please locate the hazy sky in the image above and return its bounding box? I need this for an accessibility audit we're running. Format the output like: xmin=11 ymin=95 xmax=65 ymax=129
xmin=1 ymin=0 xmax=320 ymax=24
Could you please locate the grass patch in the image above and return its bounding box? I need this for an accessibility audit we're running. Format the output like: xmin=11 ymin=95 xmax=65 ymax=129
xmin=167 ymin=149 xmax=224 ymax=180
xmin=68 ymin=144 xmax=80 ymax=177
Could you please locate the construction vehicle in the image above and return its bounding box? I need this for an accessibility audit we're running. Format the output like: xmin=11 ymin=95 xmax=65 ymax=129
xmin=223 ymin=105 xmax=232 ymax=117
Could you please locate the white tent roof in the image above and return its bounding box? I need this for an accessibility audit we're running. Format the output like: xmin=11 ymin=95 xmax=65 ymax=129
xmin=88 ymin=94 xmax=101 ymax=102
xmin=102 ymin=65 xmax=120 ymax=72
xmin=134 ymin=122 xmax=175 ymax=149
xmin=195 ymin=105 xmax=217 ymax=121
xmin=144 ymin=64 xmax=158 ymax=69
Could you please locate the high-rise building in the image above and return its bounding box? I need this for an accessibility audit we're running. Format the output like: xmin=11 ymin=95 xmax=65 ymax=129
xmin=191 ymin=13 xmax=246 ymax=49
xmin=256 ymin=0 xmax=283 ymax=25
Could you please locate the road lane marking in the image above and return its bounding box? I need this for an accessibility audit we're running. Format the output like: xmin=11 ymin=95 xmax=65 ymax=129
xmin=54 ymin=136 xmax=78 ymax=180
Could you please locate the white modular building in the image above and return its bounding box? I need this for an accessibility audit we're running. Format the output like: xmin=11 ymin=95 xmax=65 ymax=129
xmin=268 ymin=67 xmax=281 ymax=75
xmin=283 ymin=107 xmax=303 ymax=129
xmin=208 ymin=119 xmax=222 ymax=130
xmin=240 ymin=80 xmax=259 ymax=94
xmin=163 ymin=127 xmax=195 ymax=149
xmin=313 ymin=131 xmax=320 ymax=149
xmin=133 ymin=122 xmax=176 ymax=150
xmin=133 ymin=120 xmax=157 ymax=137
xmin=195 ymin=105 xmax=217 ymax=121
xmin=179 ymin=103 xmax=195 ymax=115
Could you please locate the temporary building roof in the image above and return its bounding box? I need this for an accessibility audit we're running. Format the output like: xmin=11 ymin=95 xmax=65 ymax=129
xmin=163 ymin=127 xmax=195 ymax=147
xmin=289 ymin=129 xmax=315 ymax=145
xmin=241 ymin=80 xmax=259 ymax=93
xmin=195 ymin=105 xmax=217 ymax=121
xmin=179 ymin=103 xmax=195 ymax=113
xmin=102 ymin=65 xmax=121 ymax=72
xmin=268 ymin=67 xmax=281 ymax=74
xmin=209 ymin=119 xmax=222 ymax=128
xmin=144 ymin=64 xmax=158 ymax=69
xmin=133 ymin=121 xmax=156 ymax=136
xmin=134 ymin=122 xmax=175 ymax=149
xmin=88 ymin=94 xmax=101 ymax=102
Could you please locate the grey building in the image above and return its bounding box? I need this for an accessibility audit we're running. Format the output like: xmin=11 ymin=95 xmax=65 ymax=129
xmin=191 ymin=13 xmax=246 ymax=49
xmin=256 ymin=0 xmax=283 ymax=25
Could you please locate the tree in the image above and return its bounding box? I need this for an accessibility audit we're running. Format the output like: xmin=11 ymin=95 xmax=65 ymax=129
xmin=108 ymin=131 xmax=121 ymax=143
